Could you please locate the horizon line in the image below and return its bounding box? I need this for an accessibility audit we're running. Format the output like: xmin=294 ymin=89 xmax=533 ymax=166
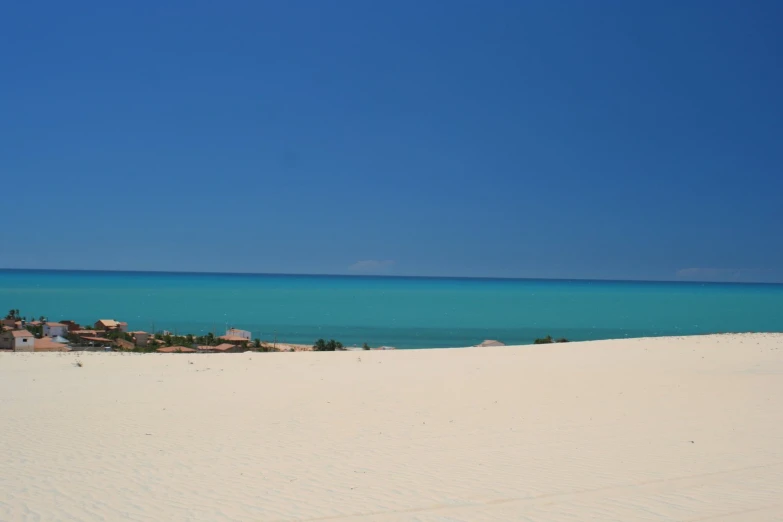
xmin=1 ymin=267 xmax=781 ymax=286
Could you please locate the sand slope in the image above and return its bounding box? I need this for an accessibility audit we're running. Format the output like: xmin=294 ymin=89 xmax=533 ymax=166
xmin=1 ymin=333 xmax=782 ymax=521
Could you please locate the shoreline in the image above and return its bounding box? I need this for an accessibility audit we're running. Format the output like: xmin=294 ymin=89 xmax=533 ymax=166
xmin=5 ymin=271 xmax=783 ymax=349
xmin=3 ymin=330 xmax=782 ymax=353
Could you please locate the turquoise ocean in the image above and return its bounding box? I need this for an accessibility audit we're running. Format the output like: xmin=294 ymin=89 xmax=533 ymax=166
xmin=1 ymin=269 xmax=782 ymax=348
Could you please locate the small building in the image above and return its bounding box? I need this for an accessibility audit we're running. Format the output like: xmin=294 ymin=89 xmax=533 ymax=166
xmin=95 ymin=319 xmax=128 ymax=332
xmin=0 ymin=330 xmax=35 ymax=352
xmin=132 ymin=331 xmax=150 ymax=347
xmin=225 ymin=328 xmax=251 ymax=340
xmin=60 ymin=320 xmax=82 ymax=332
xmin=43 ymin=322 xmax=69 ymax=337
xmin=157 ymin=346 xmax=197 ymax=353
xmin=220 ymin=328 xmax=252 ymax=345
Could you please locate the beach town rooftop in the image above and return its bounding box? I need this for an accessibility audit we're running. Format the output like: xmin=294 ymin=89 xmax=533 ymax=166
xmin=197 ymin=343 xmax=236 ymax=352
xmin=6 ymin=330 xmax=34 ymax=338
xmin=157 ymin=346 xmax=197 ymax=353
xmin=219 ymin=334 xmax=251 ymax=343
xmin=1 ymin=310 xmax=400 ymax=353
xmin=95 ymin=319 xmax=128 ymax=330
xmin=34 ymin=337 xmax=70 ymax=352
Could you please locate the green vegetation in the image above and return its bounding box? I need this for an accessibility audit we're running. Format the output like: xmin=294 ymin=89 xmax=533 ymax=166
xmin=534 ymin=335 xmax=569 ymax=344
xmin=106 ymin=330 xmax=133 ymax=342
xmin=149 ymin=331 xmax=218 ymax=348
xmin=313 ymin=338 xmax=343 ymax=351
xmin=130 ymin=345 xmax=158 ymax=353
xmin=193 ymin=332 xmax=221 ymax=346
xmin=256 ymin=342 xmax=278 ymax=352
xmin=363 ymin=342 xmax=371 ymax=350
xmin=27 ymin=324 xmax=43 ymax=338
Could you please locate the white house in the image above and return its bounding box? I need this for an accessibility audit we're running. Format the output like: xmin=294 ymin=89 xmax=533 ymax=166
xmin=0 ymin=330 xmax=35 ymax=352
xmin=43 ymin=322 xmax=69 ymax=337
xmin=224 ymin=328 xmax=251 ymax=340
xmin=132 ymin=331 xmax=150 ymax=347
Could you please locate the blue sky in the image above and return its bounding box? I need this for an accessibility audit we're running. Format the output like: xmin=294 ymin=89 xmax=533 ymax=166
xmin=1 ymin=1 xmax=781 ymax=282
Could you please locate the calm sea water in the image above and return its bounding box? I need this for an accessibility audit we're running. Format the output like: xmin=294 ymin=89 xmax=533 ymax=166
xmin=1 ymin=269 xmax=782 ymax=348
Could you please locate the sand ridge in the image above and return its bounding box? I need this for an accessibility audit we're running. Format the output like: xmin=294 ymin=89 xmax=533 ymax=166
xmin=1 ymin=333 xmax=782 ymax=521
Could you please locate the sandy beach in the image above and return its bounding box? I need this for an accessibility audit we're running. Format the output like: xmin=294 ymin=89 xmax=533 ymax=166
xmin=1 ymin=333 xmax=782 ymax=521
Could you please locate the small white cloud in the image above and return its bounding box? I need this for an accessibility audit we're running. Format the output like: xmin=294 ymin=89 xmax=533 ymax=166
xmin=675 ymin=267 xmax=772 ymax=283
xmin=348 ymin=260 xmax=395 ymax=274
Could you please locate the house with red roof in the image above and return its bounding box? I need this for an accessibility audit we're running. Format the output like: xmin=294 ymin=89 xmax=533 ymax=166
xmin=157 ymin=346 xmax=197 ymax=353
xmin=95 ymin=319 xmax=128 ymax=332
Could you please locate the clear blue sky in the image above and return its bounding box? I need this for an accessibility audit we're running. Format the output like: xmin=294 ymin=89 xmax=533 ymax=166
xmin=2 ymin=1 xmax=781 ymax=282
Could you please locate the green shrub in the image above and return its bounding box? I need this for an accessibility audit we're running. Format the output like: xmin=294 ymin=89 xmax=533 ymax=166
xmin=313 ymin=339 xmax=343 ymax=351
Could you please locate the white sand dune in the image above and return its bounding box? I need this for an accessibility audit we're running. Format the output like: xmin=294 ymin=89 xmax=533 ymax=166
xmin=1 ymin=333 xmax=782 ymax=521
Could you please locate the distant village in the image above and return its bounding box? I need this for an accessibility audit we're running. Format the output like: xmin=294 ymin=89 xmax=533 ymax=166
xmin=0 ymin=309 xmax=397 ymax=353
